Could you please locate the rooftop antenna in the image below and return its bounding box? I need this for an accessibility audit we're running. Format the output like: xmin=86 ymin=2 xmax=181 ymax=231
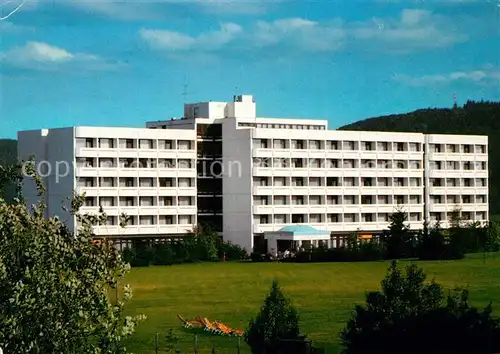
xmin=181 ymin=76 xmax=193 ymax=104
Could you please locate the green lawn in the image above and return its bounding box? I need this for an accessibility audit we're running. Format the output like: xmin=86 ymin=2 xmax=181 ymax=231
xmin=122 ymin=253 xmax=500 ymax=353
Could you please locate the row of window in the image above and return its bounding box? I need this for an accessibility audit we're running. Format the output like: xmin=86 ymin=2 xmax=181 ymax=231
xmin=254 ymin=176 xmax=423 ymax=187
xmin=254 ymin=194 xmax=487 ymax=206
xmin=253 ymin=139 xmax=487 ymax=154
xmin=78 ymin=177 xmax=195 ymax=188
xmin=254 ymin=211 xmax=487 ymax=225
xmin=254 ymin=213 xmax=422 ymax=224
xmin=430 ymin=195 xmax=487 ymax=204
xmin=77 ymin=158 xmax=195 ymax=169
xmin=430 ymin=177 xmax=487 ymax=187
xmin=83 ymin=196 xmax=195 ymax=207
xmin=254 ymin=139 xmax=422 ymax=151
xmin=430 ymin=211 xmax=487 ymax=221
xmin=255 ymin=194 xmax=421 ymax=205
xmin=253 ymin=157 xmax=423 ymax=169
xmin=430 ymin=161 xmax=487 ymax=171
xmin=77 ymin=176 xmax=487 ymax=190
xmin=254 ymin=176 xmax=487 ymax=188
xmin=239 ymin=122 xmax=326 ymax=130
xmin=99 ymin=214 xmax=195 ymax=226
xmin=78 ymin=138 xmax=194 ymax=150
xmin=430 ymin=143 xmax=486 ymax=154
xmin=253 ymin=158 xmax=488 ymax=171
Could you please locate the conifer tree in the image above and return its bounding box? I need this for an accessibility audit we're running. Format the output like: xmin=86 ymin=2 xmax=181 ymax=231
xmin=245 ymin=279 xmax=303 ymax=353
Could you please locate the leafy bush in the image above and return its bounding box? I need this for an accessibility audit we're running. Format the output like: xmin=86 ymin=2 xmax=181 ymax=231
xmin=218 ymin=240 xmax=247 ymax=260
xmin=185 ymin=225 xmax=218 ymax=262
xmin=418 ymin=221 xmax=465 ymax=260
xmin=0 ymin=159 xmax=145 ymax=353
xmin=245 ymin=279 xmax=305 ymax=354
xmin=250 ymin=252 xmax=264 ymax=262
xmin=121 ymin=247 xmax=136 ymax=265
xmin=152 ymin=243 xmax=175 ymax=266
xmin=340 ymin=260 xmax=500 ymax=354
xmin=130 ymin=240 xmax=155 ymax=267
xmin=486 ymin=219 xmax=500 ymax=252
xmin=284 ymin=242 xmax=384 ymax=263
xmin=121 ymin=224 xmax=247 ymax=266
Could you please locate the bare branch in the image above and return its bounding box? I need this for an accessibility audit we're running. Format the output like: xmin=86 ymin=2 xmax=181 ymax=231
xmin=0 ymin=0 xmax=25 ymax=21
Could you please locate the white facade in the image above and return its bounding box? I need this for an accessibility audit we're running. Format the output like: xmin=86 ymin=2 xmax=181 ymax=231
xmin=425 ymin=134 xmax=489 ymax=225
xmin=18 ymin=126 xmax=198 ymax=237
xmin=18 ymin=95 xmax=489 ymax=252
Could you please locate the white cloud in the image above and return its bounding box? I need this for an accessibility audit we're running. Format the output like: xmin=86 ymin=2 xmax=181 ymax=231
xmin=67 ymin=0 xmax=160 ymax=20
xmin=140 ymin=22 xmax=242 ymax=51
xmin=141 ymin=18 xmax=347 ymax=55
xmin=0 ymin=41 xmax=126 ymax=72
xmin=351 ymin=9 xmax=468 ymax=51
xmin=393 ymin=66 xmax=500 ymax=86
xmin=192 ymin=0 xmax=284 ymax=15
xmin=140 ymin=9 xmax=472 ymax=57
xmin=253 ymin=18 xmax=346 ymax=52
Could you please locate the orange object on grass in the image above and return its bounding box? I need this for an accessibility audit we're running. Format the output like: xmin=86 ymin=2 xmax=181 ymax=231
xmin=232 ymin=328 xmax=244 ymax=336
xmin=177 ymin=315 xmax=198 ymax=328
xmin=214 ymin=321 xmax=233 ymax=335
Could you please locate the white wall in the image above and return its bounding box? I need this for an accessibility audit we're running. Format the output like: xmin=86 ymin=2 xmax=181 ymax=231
xmin=18 ymin=128 xmax=76 ymax=230
xmin=222 ymin=118 xmax=254 ymax=252
xmin=73 ymin=126 xmax=198 ymax=237
xmin=424 ymin=134 xmax=488 ymax=227
xmin=250 ymin=128 xmax=426 ymax=234
xmin=45 ymin=128 xmax=76 ymax=230
xmin=17 ymin=129 xmax=49 ymax=215
xmin=183 ymin=102 xmax=228 ymax=119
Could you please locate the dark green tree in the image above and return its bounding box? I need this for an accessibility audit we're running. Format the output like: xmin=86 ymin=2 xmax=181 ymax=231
xmin=245 ymin=279 xmax=304 ymax=354
xmin=345 ymin=229 xmax=359 ymax=251
xmin=383 ymin=208 xmax=413 ymax=259
xmin=447 ymin=207 xmax=468 ymax=257
xmin=485 ymin=219 xmax=500 ymax=252
xmin=0 ymin=139 xmax=17 ymax=203
xmin=418 ymin=220 xmax=447 ymax=260
xmin=340 ymin=261 xmax=500 ymax=354
xmin=185 ymin=222 xmax=219 ymax=261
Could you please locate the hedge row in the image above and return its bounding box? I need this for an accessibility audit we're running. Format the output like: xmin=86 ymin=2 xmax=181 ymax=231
xmin=121 ymin=238 xmax=247 ymax=267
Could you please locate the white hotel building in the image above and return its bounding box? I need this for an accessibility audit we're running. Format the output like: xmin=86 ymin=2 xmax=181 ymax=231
xmin=18 ymin=95 xmax=489 ymax=252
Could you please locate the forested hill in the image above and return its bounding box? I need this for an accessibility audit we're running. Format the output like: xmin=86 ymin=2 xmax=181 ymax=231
xmin=0 ymin=139 xmax=17 ymax=165
xmin=339 ymin=100 xmax=500 ymax=216
xmin=0 ymin=139 xmax=18 ymax=202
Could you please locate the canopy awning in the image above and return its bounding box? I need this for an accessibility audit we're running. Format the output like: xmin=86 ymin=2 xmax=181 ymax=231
xmin=264 ymin=225 xmax=330 ymax=241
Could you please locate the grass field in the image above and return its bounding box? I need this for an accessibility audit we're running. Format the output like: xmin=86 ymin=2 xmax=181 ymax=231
xmin=122 ymin=253 xmax=500 ymax=353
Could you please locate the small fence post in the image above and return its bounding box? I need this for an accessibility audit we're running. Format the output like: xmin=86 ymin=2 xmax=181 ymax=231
xmin=237 ymin=336 xmax=241 ymax=354
xmin=154 ymin=332 xmax=158 ymax=354
xmin=194 ymin=334 xmax=198 ymax=354
xmin=212 ymin=344 xmax=216 ymax=354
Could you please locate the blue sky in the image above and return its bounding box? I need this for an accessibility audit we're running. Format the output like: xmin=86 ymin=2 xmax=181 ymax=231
xmin=1 ymin=0 xmax=499 ymax=139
